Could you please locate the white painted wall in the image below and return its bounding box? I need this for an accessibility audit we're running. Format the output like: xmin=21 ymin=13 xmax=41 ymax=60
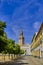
xmin=20 ymin=44 xmax=31 ymax=55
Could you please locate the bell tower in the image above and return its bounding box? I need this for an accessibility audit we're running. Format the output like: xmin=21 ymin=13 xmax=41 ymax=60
xmin=18 ymin=30 xmax=24 ymax=46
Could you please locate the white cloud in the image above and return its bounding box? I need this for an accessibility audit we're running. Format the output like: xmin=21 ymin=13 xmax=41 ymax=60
xmin=10 ymin=23 xmax=20 ymax=37
xmin=33 ymin=22 xmax=40 ymax=29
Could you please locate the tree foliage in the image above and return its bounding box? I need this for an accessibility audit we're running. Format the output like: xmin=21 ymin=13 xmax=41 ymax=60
xmin=14 ymin=44 xmax=20 ymax=54
xmin=20 ymin=49 xmax=24 ymax=54
xmin=0 ymin=21 xmax=22 ymax=54
xmin=0 ymin=21 xmax=6 ymax=36
xmin=0 ymin=21 xmax=7 ymax=52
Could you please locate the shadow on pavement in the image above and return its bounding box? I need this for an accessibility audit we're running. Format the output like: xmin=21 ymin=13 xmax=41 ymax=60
xmin=0 ymin=62 xmax=29 ymax=65
xmin=0 ymin=56 xmax=29 ymax=65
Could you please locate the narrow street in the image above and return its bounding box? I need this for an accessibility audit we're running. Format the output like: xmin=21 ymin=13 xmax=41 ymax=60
xmin=0 ymin=56 xmax=43 ymax=65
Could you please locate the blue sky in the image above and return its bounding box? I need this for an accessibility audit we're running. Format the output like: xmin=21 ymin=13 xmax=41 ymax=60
xmin=0 ymin=0 xmax=43 ymax=44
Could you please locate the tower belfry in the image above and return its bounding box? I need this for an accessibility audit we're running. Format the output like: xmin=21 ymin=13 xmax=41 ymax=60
xmin=18 ymin=30 xmax=24 ymax=46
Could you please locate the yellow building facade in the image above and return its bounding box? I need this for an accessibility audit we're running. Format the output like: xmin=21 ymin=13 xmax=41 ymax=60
xmin=31 ymin=23 xmax=43 ymax=58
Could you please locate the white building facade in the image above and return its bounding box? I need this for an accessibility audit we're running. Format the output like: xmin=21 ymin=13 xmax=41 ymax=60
xmin=20 ymin=44 xmax=31 ymax=55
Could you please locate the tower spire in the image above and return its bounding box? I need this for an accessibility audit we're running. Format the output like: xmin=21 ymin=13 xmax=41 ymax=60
xmin=18 ymin=29 xmax=24 ymax=46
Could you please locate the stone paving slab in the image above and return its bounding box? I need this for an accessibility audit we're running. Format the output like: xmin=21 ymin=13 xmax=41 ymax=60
xmin=0 ymin=56 xmax=43 ymax=65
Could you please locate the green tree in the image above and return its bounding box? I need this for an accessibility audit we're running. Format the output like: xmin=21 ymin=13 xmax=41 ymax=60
xmin=14 ymin=44 xmax=20 ymax=54
xmin=0 ymin=21 xmax=6 ymax=36
xmin=0 ymin=21 xmax=21 ymax=55
xmin=4 ymin=39 xmax=15 ymax=54
xmin=0 ymin=21 xmax=7 ymax=52
xmin=20 ymin=49 xmax=24 ymax=54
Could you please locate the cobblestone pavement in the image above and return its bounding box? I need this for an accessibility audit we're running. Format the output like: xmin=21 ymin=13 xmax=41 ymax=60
xmin=0 ymin=56 xmax=43 ymax=65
